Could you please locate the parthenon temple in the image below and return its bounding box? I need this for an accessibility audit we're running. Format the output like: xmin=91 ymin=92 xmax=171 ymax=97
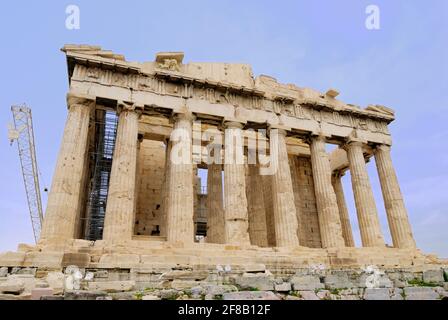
xmin=0 ymin=45 xmax=436 ymax=271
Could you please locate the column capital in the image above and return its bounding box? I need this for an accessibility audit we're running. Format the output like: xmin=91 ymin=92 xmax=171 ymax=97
xmin=173 ymin=111 xmax=196 ymax=123
xmin=303 ymin=133 xmax=327 ymax=145
xmin=374 ymin=143 xmax=392 ymax=153
xmin=223 ymin=119 xmax=246 ymax=129
xmin=66 ymin=93 xmax=96 ymax=110
xmin=117 ymin=101 xmax=143 ymax=117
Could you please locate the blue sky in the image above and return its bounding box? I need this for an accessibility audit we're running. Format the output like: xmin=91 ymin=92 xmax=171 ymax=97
xmin=0 ymin=1 xmax=447 ymax=256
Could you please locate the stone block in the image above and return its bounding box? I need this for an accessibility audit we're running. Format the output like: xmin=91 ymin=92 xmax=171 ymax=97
xmin=98 ymin=254 xmax=140 ymax=268
xmin=15 ymin=267 xmax=36 ymax=276
xmin=61 ymin=253 xmax=90 ymax=268
xmin=46 ymin=272 xmax=65 ymax=295
xmin=233 ymin=274 xmax=274 ymax=291
xmin=31 ymin=288 xmax=54 ymax=300
xmin=316 ymin=290 xmax=330 ymax=300
xmin=88 ymin=280 xmax=136 ymax=293
xmin=403 ymin=287 xmax=439 ymax=300
xmin=324 ymin=274 xmax=354 ymax=289
xmin=0 ymin=278 xmax=24 ymax=294
xmin=161 ymin=270 xmax=209 ymax=281
xmin=0 ymin=252 xmax=25 ymax=267
xmin=202 ymin=284 xmax=238 ymax=296
xmin=298 ymin=291 xmax=319 ymax=300
xmin=363 ymin=288 xmax=390 ymax=300
xmin=171 ymin=280 xmax=202 ymax=290
xmin=0 ymin=267 xmax=8 ymax=277
xmin=23 ymin=252 xmax=63 ymax=268
xmin=290 ymin=275 xmax=323 ymax=291
xmin=6 ymin=275 xmax=36 ymax=294
xmin=64 ymin=290 xmax=108 ymax=300
xmin=422 ymin=269 xmax=444 ymax=284
xmin=274 ymin=282 xmax=291 ymax=292
xmin=223 ymin=291 xmax=280 ymax=300
xmin=142 ymin=295 xmax=160 ymax=300
xmin=159 ymin=289 xmax=180 ymax=300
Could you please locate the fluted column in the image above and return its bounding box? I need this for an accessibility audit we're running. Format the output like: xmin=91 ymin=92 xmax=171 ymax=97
xmin=40 ymin=93 xmax=94 ymax=242
xmin=332 ymin=172 xmax=355 ymax=247
xmin=166 ymin=113 xmax=195 ymax=244
xmin=345 ymin=141 xmax=384 ymax=247
xmin=159 ymin=139 xmax=172 ymax=237
xmin=223 ymin=121 xmax=250 ymax=245
xmin=270 ymin=129 xmax=299 ymax=247
xmin=309 ymin=135 xmax=345 ymax=248
xmin=206 ymin=164 xmax=225 ymax=243
xmin=246 ymin=164 xmax=268 ymax=247
xmin=103 ymin=102 xmax=141 ymax=242
xmin=374 ymin=144 xmax=415 ymax=248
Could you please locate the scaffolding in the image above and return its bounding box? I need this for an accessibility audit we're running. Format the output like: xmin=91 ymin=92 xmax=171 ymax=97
xmin=9 ymin=105 xmax=44 ymax=243
xmin=84 ymin=110 xmax=118 ymax=240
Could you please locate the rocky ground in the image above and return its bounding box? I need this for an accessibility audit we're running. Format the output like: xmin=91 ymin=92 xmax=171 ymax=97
xmin=1 ymin=266 xmax=447 ymax=300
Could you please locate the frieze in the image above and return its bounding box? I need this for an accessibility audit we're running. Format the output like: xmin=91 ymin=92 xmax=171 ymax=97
xmin=72 ymin=65 xmax=391 ymax=135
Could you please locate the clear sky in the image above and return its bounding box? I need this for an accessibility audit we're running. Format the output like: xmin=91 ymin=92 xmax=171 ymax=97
xmin=0 ymin=0 xmax=447 ymax=257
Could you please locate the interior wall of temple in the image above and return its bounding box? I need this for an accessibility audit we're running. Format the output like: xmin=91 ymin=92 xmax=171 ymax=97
xmin=134 ymin=139 xmax=166 ymax=236
xmin=289 ymin=155 xmax=322 ymax=248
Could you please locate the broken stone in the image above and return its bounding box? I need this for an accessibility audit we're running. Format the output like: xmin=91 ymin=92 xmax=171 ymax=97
xmin=64 ymin=290 xmax=108 ymax=300
xmin=233 ymin=273 xmax=274 ymax=291
xmin=290 ymin=275 xmax=323 ymax=291
xmin=88 ymin=280 xmax=135 ymax=293
xmin=274 ymin=282 xmax=291 ymax=292
xmin=0 ymin=267 xmax=8 ymax=277
xmin=324 ymin=274 xmax=354 ymax=289
xmin=0 ymin=278 xmax=24 ymax=294
xmin=422 ymin=269 xmax=444 ymax=284
xmin=223 ymin=291 xmax=280 ymax=300
xmin=31 ymin=288 xmax=54 ymax=300
xmin=363 ymin=288 xmax=390 ymax=300
xmin=142 ymin=295 xmax=160 ymax=300
xmin=298 ymin=291 xmax=319 ymax=300
xmin=403 ymin=287 xmax=439 ymax=300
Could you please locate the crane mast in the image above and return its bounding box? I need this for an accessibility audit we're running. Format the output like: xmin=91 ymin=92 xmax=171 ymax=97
xmin=9 ymin=105 xmax=44 ymax=243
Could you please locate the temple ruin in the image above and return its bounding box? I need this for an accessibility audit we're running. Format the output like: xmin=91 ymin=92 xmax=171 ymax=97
xmin=1 ymin=45 xmax=444 ymax=276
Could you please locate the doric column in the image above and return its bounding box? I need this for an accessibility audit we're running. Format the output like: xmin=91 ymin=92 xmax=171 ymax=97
xmin=246 ymin=164 xmax=268 ymax=247
xmin=262 ymin=175 xmax=276 ymax=247
xmin=103 ymin=102 xmax=141 ymax=242
xmin=165 ymin=113 xmax=195 ymax=244
xmin=374 ymin=144 xmax=416 ymax=248
xmin=159 ymin=139 xmax=172 ymax=237
xmin=223 ymin=121 xmax=250 ymax=245
xmin=270 ymin=128 xmax=299 ymax=247
xmin=345 ymin=141 xmax=384 ymax=247
xmin=206 ymin=163 xmax=225 ymax=243
xmin=309 ymin=135 xmax=345 ymax=248
xmin=332 ymin=171 xmax=355 ymax=247
xmin=40 ymin=93 xmax=94 ymax=242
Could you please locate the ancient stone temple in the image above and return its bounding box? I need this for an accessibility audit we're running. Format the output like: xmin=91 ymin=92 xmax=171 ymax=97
xmin=1 ymin=46 xmax=446 ymax=299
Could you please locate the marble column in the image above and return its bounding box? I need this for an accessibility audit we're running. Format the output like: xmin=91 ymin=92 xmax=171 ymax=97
xmin=206 ymin=163 xmax=225 ymax=243
xmin=309 ymin=135 xmax=345 ymax=248
xmin=374 ymin=144 xmax=416 ymax=248
xmin=40 ymin=93 xmax=94 ymax=242
xmin=345 ymin=141 xmax=384 ymax=247
xmin=332 ymin=172 xmax=355 ymax=247
xmin=159 ymin=139 xmax=172 ymax=238
xmin=223 ymin=121 xmax=250 ymax=245
xmin=103 ymin=102 xmax=141 ymax=242
xmin=246 ymin=164 xmax=269 ymax=247
xmin=262 ymin=175 xmax=276 ymax=247
xmin=270 ymin=129 xmax=299 ymax=247
xmin=166 ymin=113 xmax=195 ymax=244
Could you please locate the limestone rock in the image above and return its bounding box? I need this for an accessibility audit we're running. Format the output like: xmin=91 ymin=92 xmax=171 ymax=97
xmin=403 ymin=287 xmax=439 ymax=300
xmin=290 ymin=275 xmax=323 ymax=291
xmin=64 ymin=290 xmax=108 ymax=300
xmin=31 ymin=288 xmax=54 ymax=300
xmin=223 ymin=291 xmax=280 ymax=300
xmin=298 ymin=291 xmax=319 ymax=300
xmin=233 ymin=274 xmax=274 ymax=291
xmin=363 ymin=288 xmax=390 ymax=300
xmin=324 ymin=274 xmax=354 ymax=289
xmin=422 ymin=269 xmax=444 ymax=284
xmin=88 ymin=280 xmax=136 ymax=292
xmin=0 ymin=267 xmax=8 ymax=277
xmin=274 ymin=282 xmax=291 ymax=292
xmin=45 ymin=271 xmax=65 ymax=295
xmin=0 ymin=278 xmax=24 ymax=294
xmin=142 ymin=295 xmax=160 ymax=300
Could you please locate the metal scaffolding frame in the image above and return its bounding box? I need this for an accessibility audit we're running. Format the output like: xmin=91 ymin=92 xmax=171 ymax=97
xmin=84 ymin=110 xmax=118 ymax=240
xmin=9 ymin=105 xmax=44 ymax=243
